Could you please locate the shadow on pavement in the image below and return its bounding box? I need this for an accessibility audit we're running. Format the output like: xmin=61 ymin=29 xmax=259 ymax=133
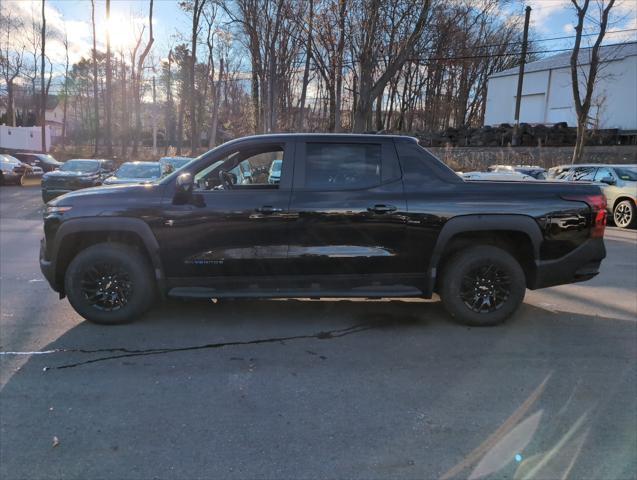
xmin=1 ymin=300 xmax=635 ymax=480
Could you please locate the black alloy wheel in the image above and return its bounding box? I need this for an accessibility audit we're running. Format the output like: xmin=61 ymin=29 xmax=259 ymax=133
xmin=459 ymin=264 xmax=511 ymax=314
xmin=439 ymin=245 xmax=526 ymax=326
xmin=80 ymin=262 xmax=133 ymax=311
xmin=65 ymin=243 xmax=156 ymax=324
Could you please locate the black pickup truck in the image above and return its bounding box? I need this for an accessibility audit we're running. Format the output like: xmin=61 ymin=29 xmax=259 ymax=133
xmin=40 ymin=134 xmax=607 ymax=326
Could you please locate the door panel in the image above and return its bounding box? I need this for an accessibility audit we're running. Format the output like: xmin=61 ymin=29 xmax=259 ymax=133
xmin=155 ymin=140 xmax=294 ymax=279
xmin=286 ymin=139 xmax=408 ymax=276
xmin=158 ymin=189 xmax=292 ymax=277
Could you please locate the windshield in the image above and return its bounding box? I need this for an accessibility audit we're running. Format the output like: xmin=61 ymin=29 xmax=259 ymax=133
xmin=1 ymin=155 xmax=19 ymax=165
xmin=40 ymin=154 xmax=59 ymax=164
xmin=60 ymin=160 xmax=99 ymax=173
xmin=115 ymin=163 xmax=161 ymax=178
xmin=161 ymin=157 xmax=192 ymax=169
xmin=271 ymin=160 xmax=282 ymax=173
xmin=614 ymin=167 xmax=637 ymax=181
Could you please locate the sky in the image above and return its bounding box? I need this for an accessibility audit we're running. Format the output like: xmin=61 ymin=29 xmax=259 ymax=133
xmin=3 ymin=0 xmax=637 ymax=85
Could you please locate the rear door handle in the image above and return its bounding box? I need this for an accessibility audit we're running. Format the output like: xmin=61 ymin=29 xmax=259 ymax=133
xmin=256 ymin=205 xmax=283 ymax=214
xmin=367 ymin=204 xmax=397 ymax=214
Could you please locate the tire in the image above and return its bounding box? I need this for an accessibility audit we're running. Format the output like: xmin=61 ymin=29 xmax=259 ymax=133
xmin=613 ymin=199 xmax=636 ymax=229
xmin=0 ymin=172 xmax=4 ymax=186
xmin=64 ymin=243 xmax=156 ymax=324
xmin=439 ymin=245 xmax=526 ymax=327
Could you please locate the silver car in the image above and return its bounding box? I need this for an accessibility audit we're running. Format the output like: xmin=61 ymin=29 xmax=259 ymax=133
xmin=548 ymin=164 xmax=637 ymax=228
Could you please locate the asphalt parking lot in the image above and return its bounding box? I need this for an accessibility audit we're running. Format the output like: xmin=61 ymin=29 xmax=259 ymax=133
xmin=1 ymin=185 xmax=636 ymax=480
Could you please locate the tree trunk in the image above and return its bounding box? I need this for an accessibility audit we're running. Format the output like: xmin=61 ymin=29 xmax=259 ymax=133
xmin=105 ymin=0 xmax=113 ymax=156
xmin=90 ymin=0 xmax=99 ymax=156
xmin=208 ymin=57 xmax=223 ymax=149
xmin=40 ymin=0 xmax=46 ymax=152
xmin=334 ymin=0 xmax=346 ymax=132
xmin=572 ymin=117 xmax=587 ymax=164
xmin=189 ymin=0 xmax=204 ymax=154
xmin=176 ymin=86 xmax=185 ymax=155
xmin=61 ymin=30 xmax=69 ymax=150
xmin=132 ymin=0 xmax=154 ymax=158
xmin=120 ymin=53 xmax=129 ymax=157
xmin=6 ymin=83 xmax=15 ymax=127
xmin=375 ymin=90 xmax=383 ymax=131
xmin=298 ymin=0 xmax=314 ymax=131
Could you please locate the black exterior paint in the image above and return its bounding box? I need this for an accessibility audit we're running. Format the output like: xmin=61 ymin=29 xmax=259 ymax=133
xmin=41 ymin=134 xmax=606 ymax=299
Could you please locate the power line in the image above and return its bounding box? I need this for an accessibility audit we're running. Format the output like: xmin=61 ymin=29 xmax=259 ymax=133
xmin=466 ymin=27 xmax=637 ymax=51
xmin=409 ymin=40 xmax=637 ymax=63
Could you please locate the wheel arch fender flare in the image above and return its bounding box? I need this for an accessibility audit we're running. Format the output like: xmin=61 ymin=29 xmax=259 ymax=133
xmin=51 ymin=217 xmax=164 ymax=283
xmin=426 ymin=214 xmax=543 ymax=294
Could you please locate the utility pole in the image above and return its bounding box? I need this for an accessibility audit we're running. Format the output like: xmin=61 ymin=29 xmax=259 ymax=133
xmin=512 ymin=5 xmax=531 ymax=147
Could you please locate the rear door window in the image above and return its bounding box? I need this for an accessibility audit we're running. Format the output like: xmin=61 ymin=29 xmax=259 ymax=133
xmin=304 ymin=143 xmax=381 ymax=190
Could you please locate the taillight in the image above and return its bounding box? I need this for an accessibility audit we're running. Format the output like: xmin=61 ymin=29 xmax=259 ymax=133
xmin=562 ymin=194 xmax=607 ymax=238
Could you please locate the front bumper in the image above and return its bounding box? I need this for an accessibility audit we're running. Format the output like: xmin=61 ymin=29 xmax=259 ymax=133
xmin=39 ymin=237 xmax=59 ymax=293
xmin=531 ymin=238 xmax=606 ymax=289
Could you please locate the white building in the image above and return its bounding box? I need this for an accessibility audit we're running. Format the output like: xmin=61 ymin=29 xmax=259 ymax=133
xmin=484 ymin=42 xmax=637 ymax=130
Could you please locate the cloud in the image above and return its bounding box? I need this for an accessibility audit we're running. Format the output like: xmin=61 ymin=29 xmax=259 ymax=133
xmin=526 ymin=0 xmax=571 ymax=32
xmin=1 ymin=0 xmax=92 ymax=67
xmin=1 ymin=0 xmax=155 ymax=74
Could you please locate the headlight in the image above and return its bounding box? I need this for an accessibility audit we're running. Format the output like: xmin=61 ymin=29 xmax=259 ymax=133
xmin=45 ymin=206 xmax=72 ymax=215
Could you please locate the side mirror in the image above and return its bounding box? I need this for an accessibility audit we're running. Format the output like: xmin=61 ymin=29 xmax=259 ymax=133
xmin=600 ymin=176 xmax=616 ymax=185
xmin=173 ymin=172 xmax=194 ymax=204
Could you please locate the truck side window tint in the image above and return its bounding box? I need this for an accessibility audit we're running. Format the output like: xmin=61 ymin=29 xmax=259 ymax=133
xmin=305 ymin=143 xmax=381 ymax=190
xmin=396 ymin=142 xmax=462 ymax=188
xmin=194 ymin=146 xmax=284 ymax=190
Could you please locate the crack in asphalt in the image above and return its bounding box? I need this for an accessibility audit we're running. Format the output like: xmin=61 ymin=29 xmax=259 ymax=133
xmin=39 ymin=323 xmax=374 ymax=370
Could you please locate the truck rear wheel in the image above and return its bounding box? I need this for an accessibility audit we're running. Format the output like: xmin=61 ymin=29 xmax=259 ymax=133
xmin=65 ymin=243 xmax=156 ymax=324
xmin=439 ymin=245 xmax=526 ymax=326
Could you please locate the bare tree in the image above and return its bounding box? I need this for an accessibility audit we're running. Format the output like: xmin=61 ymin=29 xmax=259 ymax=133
xmin=105 ymin=0 xmax=113 ymax=156
xmin=352 ymin=0 xmax=431 ymax=132
xmin=90 ymin=0 xmax=99 ymax=155
xmin=570 ymin=0 xmax=616 ymax=164
xmin=61 ymin=27 xmax=70 ymax=149
xmin=40 ymin=0 xmax=46 ymax=152
xmin=0 ymin=10 xmax=24 ymax=127
xmin=298 ymin=0 xmax=314 ymax=131
xmin=180 ymin=0 xmax=207 ymax=153
xmin=131 ymin=0 xmax=155 ymax=157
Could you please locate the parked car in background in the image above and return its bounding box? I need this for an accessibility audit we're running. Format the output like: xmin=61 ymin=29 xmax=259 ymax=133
xmin=12 ymin=152 xmax=62 ymax=172
xmin=41 ymin=134 xmax=607 ymax=326
xmin=159 ymin=156 xmax=193 ymax=175
xmin=103 ymin=161 xmax=162 ymax=185
xmin=489 ymin=165 xmax=547 ymax=179
xmin=41 ymin=159 xmax=116 ymax=202
xmin=548 ymin=164 xmax=637 ymax=228
xmin=0 ymin=154 xmax=40 ymax=185
xmin=462 ymin=171 xmax=536 ymax=181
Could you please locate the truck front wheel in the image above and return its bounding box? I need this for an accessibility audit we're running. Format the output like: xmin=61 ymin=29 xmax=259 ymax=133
xmin=439 ymin=245 xmax=526 ymax=326
xmin=65 ymin=243 xmax=156 ymax=324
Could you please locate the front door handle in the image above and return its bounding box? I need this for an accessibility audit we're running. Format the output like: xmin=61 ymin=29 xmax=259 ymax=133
xmin=367 ymin=204 xmax=397 ymax=214
xmin=256 ymin=205 xmax=283 ymax=214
